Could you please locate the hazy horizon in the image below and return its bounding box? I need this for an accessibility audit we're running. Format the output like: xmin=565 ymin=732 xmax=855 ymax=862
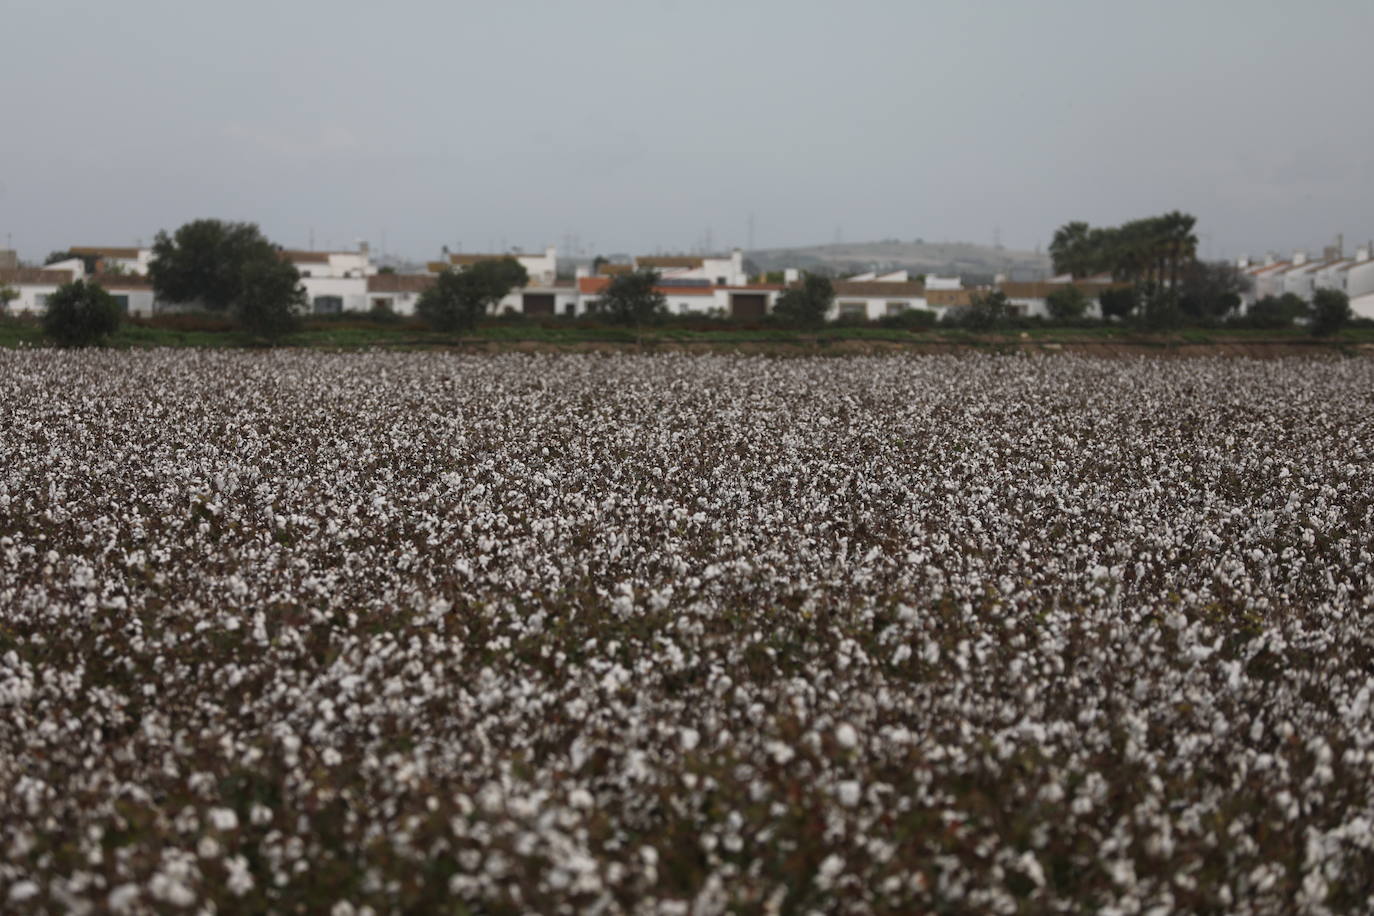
xmin=3 ymin=0 xmax=1371 ymax=265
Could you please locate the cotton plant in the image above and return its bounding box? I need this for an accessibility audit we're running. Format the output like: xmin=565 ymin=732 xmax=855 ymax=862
xmin=0 ymin=349 xmax=1370 ymax=913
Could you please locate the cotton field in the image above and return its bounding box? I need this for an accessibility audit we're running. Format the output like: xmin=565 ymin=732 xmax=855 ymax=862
xmin=1 ymin=350 xmax=1372 ymax=914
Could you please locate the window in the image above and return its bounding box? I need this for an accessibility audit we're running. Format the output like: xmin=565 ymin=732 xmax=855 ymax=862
xmin=716 ymin=276 xmax=727 ymax=285
xmin=300 ymin=270 xmax=312 ymax=277
xmin=112 ymin=295 xmax=129 ymax=314
xmin=838 ymin=301 xmax=866 ymax=319
xmin=885 ymin=301 xmax=908 ymax=316
xmin=312 ymin=295 xmax=343 ymax=315
xmin=564 ymin=302 xmax=576 ymax=316
xmin=35 ymin=294 xmax=49 ymax=308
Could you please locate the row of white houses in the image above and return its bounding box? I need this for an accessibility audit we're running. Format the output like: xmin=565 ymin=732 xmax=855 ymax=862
xmin=1 ymin=242 xmax=1134 ymax=322
xmin=1239 ymin=245 xmax=1374 ymax=318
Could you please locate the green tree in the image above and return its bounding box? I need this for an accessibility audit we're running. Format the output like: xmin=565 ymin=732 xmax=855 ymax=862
xmin=772 ymin=272 xmax=834 ymax=326
xmin=1049 ymin=221 xmax=1094 ymax=277
xmin=1178 ymin=260 xmax=1244 ymax=320
xmin=959 ymin=290 xmax=1014 ymax=331
xmin=0 ymin=286 xmax=17 ymax=313
xmin=589 ymin=268 xmax=667 ymax=327
xmin=149 ymin=220 xmax=303 ymax=338
xmin=1098 ymin=286 xmax=1137 ymax=321
xmin=236 ymin=255 xmax=305 ymax=340
xmin=417 ymin=258 xmax=529 ymax=333
xmin=1310 ymin=288 xmax=1352 ymax=337
xmin=1046 ymin=285 xmax=1089 ymax=321
xmin=41 ymin=280 xmax=122 ymax=347
xmin=1246 ymin=293 xmax=1309 ymax=329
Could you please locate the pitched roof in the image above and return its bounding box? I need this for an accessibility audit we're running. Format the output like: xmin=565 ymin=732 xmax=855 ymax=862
xmin=280 ymin=250 xmax=331 ymax=264
xmin=367 ymin=274 xmax=435 ymax=294
xmin=577 ymin=276 xmax=715 ymax=296
xmin=446 ymin=252 xmax=547 ymax=267
xmin=0 ymin=268 xmax=75 ymax=286
xmin=91 ymin=274 xmax=152 ymax=290
xmin=923 ymin=289 xmax=977 ymax=307
xmin=638 ymin=256 xmax=705 ymax=269
xmin=597 ymin=264 xmax=633 ymax=276
xmin=69 ymin=246 xmax=142 ymax=259
xmin=998 ymin=281 xmax=1127 ymax=299
xmin=831 ymin=280 xmax=927 ymax=298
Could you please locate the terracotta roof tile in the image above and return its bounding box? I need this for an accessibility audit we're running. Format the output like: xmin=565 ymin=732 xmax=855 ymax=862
xmin=367 ymin=274 xmax=434 ymax=294
xmin=0 ymin=268 xmax=75 ymax=285
xmin=70 ymin=246 xmax=142 ymax=259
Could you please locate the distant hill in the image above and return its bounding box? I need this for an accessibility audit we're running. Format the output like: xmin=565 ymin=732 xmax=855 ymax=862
xmin=747 ymin=239 xmax=1052 ymax=282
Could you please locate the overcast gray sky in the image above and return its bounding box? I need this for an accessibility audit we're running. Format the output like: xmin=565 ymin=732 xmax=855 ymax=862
xmin=3 ymin=0 xmax=1371 ymax=263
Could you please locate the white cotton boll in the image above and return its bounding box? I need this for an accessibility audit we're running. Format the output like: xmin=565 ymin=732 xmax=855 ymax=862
xmin=815 ymin=854 xmax=845 ymax=891
xmin=836 ymin=780 xmax=861 ymax=807
xmin=680 ymin=727 xmax=700 ymax=752
xmin=108 ymin=884 xmax=140 ymax=913
xmin=835 ymin=723 xmax=859 ymax=750
xmin=767 ymin=741 xmax=795 ymax=766
xmin=208 ymin=808 xmax=238 ymax=831
xmin=8 ymin=881 xmax=38 ymax=904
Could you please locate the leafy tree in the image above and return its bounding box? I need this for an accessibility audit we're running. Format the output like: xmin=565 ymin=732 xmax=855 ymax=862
xmin=377 ymin=265 xmax=397 ymax=275
xmin=1137 ymin=284 xmax=1183 ymax=330
xmin=1046 ymin=285 xmax=1089 ymax=321
xmin=1246 ymin=294 xmax=1309 ymax=329
xmin=589 ymin=268 xmax=667 ymax=327
xmin=772 ymin=272 xmax=833 ymax=327
xmin=149 ymin=220 xmax=304 ymax=338
xmin=417 ymin=258 xmax=529 ymax=333
xmin=41 ymin=280 xmax=122 ymax=347
xmin=1098 ymin=287 xmax=1137 ymax=321
xmin=1178 ymin=260 xmax=1245 ymax=320
xmin=236 ymin=255 xmax=305 ymax=340
xmin=0 ymin=286 xmax=17 ymax=313
xmin=959 ymin=290 xmax=1014 ymax=331
xmin=1049 ymin=221 xmax=1094 ymax=278
xmin=1310 ymin=289 xmax=1352 ymax=337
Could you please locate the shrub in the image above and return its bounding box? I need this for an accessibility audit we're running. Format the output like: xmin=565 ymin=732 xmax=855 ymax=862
xmin=1245 ymin=293 xmax=1309 ymax=330
xmin=1046 ymin=285 xmax=1089 ymax=322
xmin=772 ymin=273 xmax=834 ymax=327
xmin=877 ymin=308 xmax=938 ymax=330
xmin=956 ymin=291 xmax=1014 ymax=331
xmin=41 ymin=280 xmax=123 ymax=347
xmin=1310 ymin=289 xmax=1351 ymax=337
xmin=1098 ymin=287 xmax=1137 ymax=321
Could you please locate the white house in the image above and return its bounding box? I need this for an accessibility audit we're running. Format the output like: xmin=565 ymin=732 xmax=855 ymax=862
xmin=95 ymin=274 xmax=157 ymax=316
xmin=575 ymin=277 xmax=780 ymax=318
xmin=283 ymin=247 xmax=377 ymax=314
xmin=428 ymin=247 xmax=559 ymax=287
xmin=365 ymin=274 xmax=432 ymax=316
xmin=1334 ymin=246 xmax=1374 ymax=301
xmin=67 ymin=246 xmax=154 ymax=276
xmin=830 ymin=280 xmax=930 ymax=320
xmin=635 ymin=251 xmax=747 ymax=287
xmin=0 ymin=268 xmax=77 ymax=313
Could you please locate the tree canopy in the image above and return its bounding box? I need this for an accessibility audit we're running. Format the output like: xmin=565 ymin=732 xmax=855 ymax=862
xmin=589 ymin=269 xmax=668 ymax=327
xmin=150 ymin=220 xmax=292 ymax=312
xmin=1310 ymin=289 xmax=1352 ymax=337
xmin=1049 ymin=213 xmax=1198 ymax=290
xmin=1046 ymin=285 xmax=1089 ymax=321
xmin=772 ymin=273 xmax=834 ymax=327
xmin=42 ymin=280 xmax=122 ymax=347
xmin=416 ymin=258 xmax=529 ymax=333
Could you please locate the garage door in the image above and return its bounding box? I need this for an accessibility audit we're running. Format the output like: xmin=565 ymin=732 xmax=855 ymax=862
xmin=730 ymin=293 xmax=767 ymax=320
xmin=522 ymin=293 xmax=555 ymax=315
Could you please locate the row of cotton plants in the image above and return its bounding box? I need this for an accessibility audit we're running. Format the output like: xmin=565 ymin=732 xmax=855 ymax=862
xmin=0 ymin=350 xmax=1371 ymax=914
